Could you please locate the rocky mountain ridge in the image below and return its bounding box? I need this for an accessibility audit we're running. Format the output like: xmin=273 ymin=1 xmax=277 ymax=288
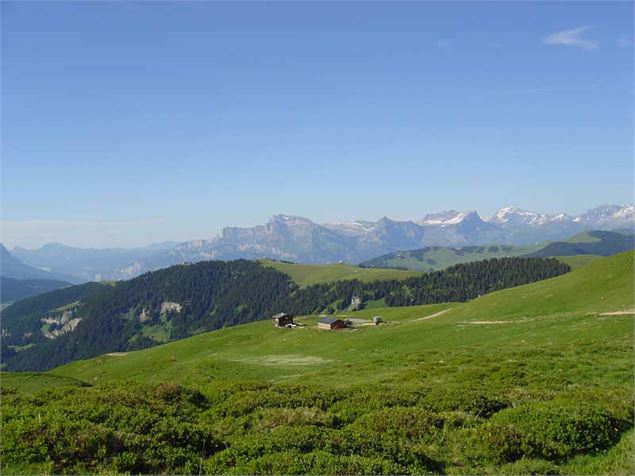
xmin=7 ymin=204 xmax=634 ymax=281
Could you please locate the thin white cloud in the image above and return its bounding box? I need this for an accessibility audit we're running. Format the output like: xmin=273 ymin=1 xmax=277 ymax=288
xmin=543 ymin=26 xmax=599 ymax=50
xmin=618 ymin=36 xmax=632 ymax=48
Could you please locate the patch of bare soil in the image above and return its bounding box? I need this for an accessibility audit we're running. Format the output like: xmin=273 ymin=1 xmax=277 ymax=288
xmin=410 ymin=309 xmax=450 ymax=322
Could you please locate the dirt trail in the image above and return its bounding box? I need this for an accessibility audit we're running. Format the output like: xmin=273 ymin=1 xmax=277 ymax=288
xmin=598 ymin=310 xmax=635 ymax=316
xmin=106 ymin=352 xmax=128 ymax=357
xmin=410 ymin=309 xmax=450 ymax=322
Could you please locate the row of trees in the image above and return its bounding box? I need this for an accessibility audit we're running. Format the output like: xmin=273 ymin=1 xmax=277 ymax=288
xmin=283 ymin=257 xmax=570 ymax=312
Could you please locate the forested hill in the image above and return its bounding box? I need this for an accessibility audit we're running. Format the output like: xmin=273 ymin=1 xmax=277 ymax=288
xmin=359 ymin=230 xmax=633 ymax=272
xmin=526 ymin=230 xmax=634 ymax=258
xmin=0 ymin=277 xmax=72 ymax=304
xmin=282 ymin=257 xmax=570 ymax=314
xmin=1 ymin=257 xmax=569 ymax=371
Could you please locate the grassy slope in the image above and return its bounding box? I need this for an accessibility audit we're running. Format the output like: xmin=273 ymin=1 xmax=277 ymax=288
xmin=362 ymin=231 xmax=623 ymax=271
xmin=5 ymin=252 xmax=634 ymax=475
xmin=557 ymin=254 xmax=602 ymax=269
xmin=48 ymin=252 xmax=633 ymax=390
xmin=373 ymin=244 xmax=543 ymax=271
xmin=260 ymin=259 xmax=421 ymax=286
xmin=1 ymin=372 xmax=88 ymax=394
xmin=564 ymin=230 xmax=602 ymax=243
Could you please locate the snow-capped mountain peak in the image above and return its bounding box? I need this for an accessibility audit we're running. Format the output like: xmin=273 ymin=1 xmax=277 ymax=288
xmin=322 ymin=220 xmax=378 ymax=236
xmin=577 ymin=204 xmax=635 ymax=226
xmin=490 ymin=207 xmax=550 ymax=226
xmin=614 ymin=205 xmax=635 ymax=219
xmin=548 ymin=212 xmax=574 ymax=222
xmin=418 ymin=210 xmax=479 ymax=226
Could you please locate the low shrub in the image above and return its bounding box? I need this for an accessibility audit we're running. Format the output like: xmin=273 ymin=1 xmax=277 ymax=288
xmin=422 ymin=386 xmax=510 ymax=417
xmin=479 ymin=401 xmax=629 ymax=463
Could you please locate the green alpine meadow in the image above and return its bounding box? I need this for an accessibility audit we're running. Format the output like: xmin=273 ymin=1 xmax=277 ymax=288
xmin=2 ymin=251 xmax=633 ymax=474
xmin=2 ymin=1 xmax=634 ymax=475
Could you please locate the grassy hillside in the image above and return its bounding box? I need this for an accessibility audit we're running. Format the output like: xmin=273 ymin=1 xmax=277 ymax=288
xmin=360 ymin=230 xmax=633 ymax=271
xmin=556 ymin=254 xmax=602 ymax=269
xmin=2 ymin=257 xmax=565 ymax=372
xmin=261 ymin=259 xmax=421 ymax=286
xmin=527 ymin=230 xmax=634 ymax=258
xmin=359 ymin=244 xmax=539 ymax=271
xmin=3 ymin=252 xmax=633 ymax=475
xmin=1 ymin=372 xmax=89 ymax=394
xmin=49 ymin=252 xmax=633 ymax=387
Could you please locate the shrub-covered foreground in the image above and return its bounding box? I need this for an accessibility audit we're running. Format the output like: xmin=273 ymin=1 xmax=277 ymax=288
xmin=2 ymin=380 xmax=633 ymax=475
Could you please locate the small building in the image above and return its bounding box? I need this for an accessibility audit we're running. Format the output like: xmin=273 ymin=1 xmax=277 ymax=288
xmin=317 ymin=317 xmax=347 ymax=330
xmin=272 ymin=312 xmax=294 ymax=328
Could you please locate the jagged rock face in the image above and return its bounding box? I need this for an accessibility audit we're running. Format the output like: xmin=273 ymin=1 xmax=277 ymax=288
xmin=160 ymin=302 xmax=182 ymax=314
xmin=41 ymin=309 xmax=82 ymax=339
xmin=204 ymin=215 xmax=357 ymax=262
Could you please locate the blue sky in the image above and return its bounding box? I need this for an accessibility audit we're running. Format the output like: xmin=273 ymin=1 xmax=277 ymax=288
xmin=1 ymin=1 xmax=633 ymax=248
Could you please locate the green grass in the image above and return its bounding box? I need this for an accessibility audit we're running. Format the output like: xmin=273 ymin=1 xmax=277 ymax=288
xmin=261 ymin=260 xmax=422 ymax=286
xmin=564 ymin=230 xmax=603 ymax=243
xmin=49 ymin=252 xmax=633 ymax=389
xmin=557 ymin=254 xmax=602 ymax=269
xmin=1 ymin=372 xmax=89 ymax=394
xmin=562 ymin=429 xmax=634 ymax=475
xmin=362 ymin=230 xmax=631 ymax=272
xmin=54 ymin=300 xmax=80 ymax=312
xmin=365 ymin=244 xmax=543 ymax=272
xmin=140 ymin=324 xmax=170 ymax=343
xmin=3 ymin=252 xmax=634 ymax=475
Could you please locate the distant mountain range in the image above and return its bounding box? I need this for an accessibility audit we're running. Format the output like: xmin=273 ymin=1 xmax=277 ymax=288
xmin=0 ymin=244 xmax=76 ymax=303
xmin=1 ymin=244 xmax=69 ymax=282
xmin=4 ymin=204 xmax=634 ymax=281
xmin=10 ymin=242 xmax=177 ymax=283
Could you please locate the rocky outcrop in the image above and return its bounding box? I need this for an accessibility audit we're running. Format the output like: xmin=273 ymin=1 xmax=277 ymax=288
xmin=160 ymin=301 xmax=182 ymax=314
xmin=41 ymin=310 xmax=82 ymax=339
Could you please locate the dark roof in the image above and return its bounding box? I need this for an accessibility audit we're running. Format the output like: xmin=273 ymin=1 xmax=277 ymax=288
xmin=318 ymin=317 xmax=342 ymax=325
xmin=273 ymin=312 xmax=291 ymax=319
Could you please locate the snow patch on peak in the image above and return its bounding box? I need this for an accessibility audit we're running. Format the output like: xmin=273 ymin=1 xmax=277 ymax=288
xmin=578 ymin=204 xmax=635 ymax=225
xmin=490 ymin=207 xmax=549 ymax=225
xmin=613 ymin=205 xmax=635 ymax=219
xmin=418 ymin=210 xmax=478 ymax=226
xmin=323 ymin=220 xmax=377 ymax=235
xmin=548 ymin=212 xmax=573 ymax=222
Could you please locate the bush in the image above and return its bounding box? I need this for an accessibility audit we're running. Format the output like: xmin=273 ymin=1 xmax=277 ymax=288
xmin=479 ymin=401 xmax=629 ymax=462
xmin=497 ymin=458 xmax=561 ymax=475
xmin=334 ymin=407 xmax=444 ymax=471
xmin=219 ymin=450 xmax=406 ymax=475
xmin=422 ymin=386 xmax=510 ymax=418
